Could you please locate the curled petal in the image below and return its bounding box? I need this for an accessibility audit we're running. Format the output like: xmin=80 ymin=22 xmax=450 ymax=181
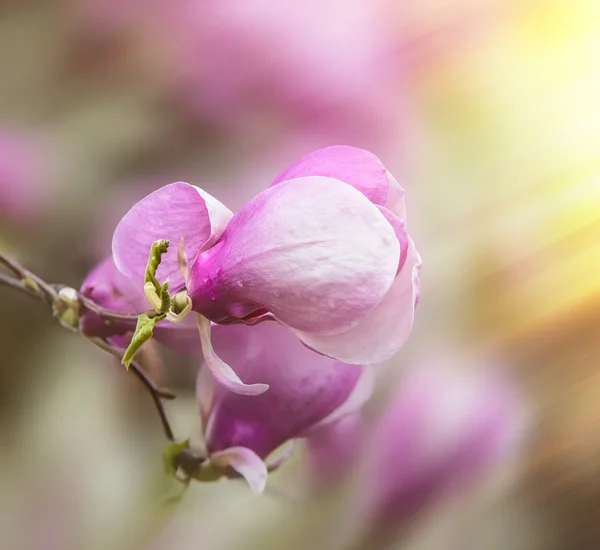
xmin=195 ymin=366 xmax=217 ymax=436
xmin=195 ymin=314 xmax=269 ymax=396
xmin=292 ymin=238 xmax=421 ymax=365
xmin=270 ymin=145 xmax=389 ymax=206
xmin=112 ymin=182 xmax=233 ymax=288
xmin=210 ymin=446 xmax=268 ymax=494
xmin=190 ymin=177 xmax=400 ymax=335
xmin=376 ymin=206 xmax=408 ymax=275
xmin=194 ymin=187 xmax=235 ymax=252
xmin=203 ymin=322 xmax=365 ymax=459
xmin=385 ymin=170 xmax=407 ymax=220
xmin=265 ymin=441 xmax=295 ymax=472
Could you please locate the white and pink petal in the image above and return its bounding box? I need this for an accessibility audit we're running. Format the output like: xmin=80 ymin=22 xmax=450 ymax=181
xmin=189 ymin=176 xmax=400 ymax=335
xmin=291 ymin=238 xmax=421 ymax=365
xmin=112 ymin=182 xmax=233 ymax=288
xmin=270 ymin=145 xmax=390 ymax=206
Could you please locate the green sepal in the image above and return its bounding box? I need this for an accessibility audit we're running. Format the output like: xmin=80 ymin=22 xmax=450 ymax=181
xmin=121 ymin=313 xmax=166 ymax=368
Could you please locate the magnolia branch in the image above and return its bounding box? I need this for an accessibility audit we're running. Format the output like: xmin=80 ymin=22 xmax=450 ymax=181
xmin=0 ymin=250 xmax=176 ymax=442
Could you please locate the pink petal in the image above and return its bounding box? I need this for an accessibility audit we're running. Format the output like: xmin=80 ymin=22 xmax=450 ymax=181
xmin=189 ymin=176 xmax=399 ymax=335
xmin=384 ymin=170 xmax=407 ymax=220
xmin=302 ymin=367 xmax=373 ymax=435
xmin=376 ymin=205 xmax=409 ymax=275
xmin=271 ymin=145 xmax=389 ymax=206
xmin=112 ymin=182 xmax=233 ymax=288
xmin=210 ymin=446 xmax=268 ymax=494
xmin=265 ymin=441 xmax=295 ymax=472
xmin=79 ymin=256 xmax=147 ymax=339
xmin=202 ymin=321 xmax=365 ymax=459
xmin=291 ymin=237 xmax=421 ymax=365
xmin=195 ymin=314 xmax=269 ymax=396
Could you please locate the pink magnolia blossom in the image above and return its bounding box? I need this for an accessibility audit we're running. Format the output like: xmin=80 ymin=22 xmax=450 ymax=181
xmin=366 ymin=365 xmax=523 ymax=526
xmin=111 ymin=146 xmax=421 ymax=394
xmin=313 ymin=361 xmax=526 ymax=535
xmin=68 ymin=0 xmax=404 ymax=146
xmin=195 ymin=321 xmax=372 ymax=493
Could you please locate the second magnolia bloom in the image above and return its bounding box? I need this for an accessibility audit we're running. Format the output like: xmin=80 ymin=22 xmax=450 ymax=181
xmin=112 ymin=146 xmax=421 ymax=372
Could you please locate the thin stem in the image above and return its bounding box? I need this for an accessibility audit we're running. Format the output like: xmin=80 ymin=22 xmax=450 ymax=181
xmin=86 ymin=337 xmax=176 ymax=441
xmin=0 ymin=271 xmax=37 ymax=299
xmin=0 ymin=249 xmax=178 ymax=443
xmin=77 ymin=292 xmax=159 ymax=322
xmin=0 ymin=251 xmax=58 ymax=304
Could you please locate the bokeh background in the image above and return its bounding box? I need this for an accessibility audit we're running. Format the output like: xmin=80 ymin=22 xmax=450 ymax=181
xmin=1 ymin=0 xmax=599 ymax=549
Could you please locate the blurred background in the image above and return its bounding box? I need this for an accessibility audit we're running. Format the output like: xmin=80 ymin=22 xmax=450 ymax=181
xmin=1 ymin=0 xmax=599 ymax=548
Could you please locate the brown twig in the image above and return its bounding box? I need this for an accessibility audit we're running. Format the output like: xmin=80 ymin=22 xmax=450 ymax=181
xmin=77 ymin=292 xmax=159 ymax=322
xmin=88 ymin=337 xmax=177 ymax=441
xmin=0 ymin=251 xmax=177 ymax=442
xmin=0 ymin=271 xmax=36 ymax=298
xmin=0 ymin=251 xmax=58 ymax=304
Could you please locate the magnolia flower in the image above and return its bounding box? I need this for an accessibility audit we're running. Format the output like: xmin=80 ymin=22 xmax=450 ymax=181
xmin=195 ymin=321 xmax=372 ymax=493
xmin=111 ymin=146 xmax=421 ymax=394
xmin=361 ymin=362 xmax=525 ymax=530
xmin=68 ymin=0 xmax=403 ymax=146
xmin=303 ymin=360 xmax=525 ymax=548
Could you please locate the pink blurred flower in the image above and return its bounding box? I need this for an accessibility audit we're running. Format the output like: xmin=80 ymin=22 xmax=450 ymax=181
xmin=305 ymin=413 xmax=365 ymax=490
xmin=164 ymin=0 xmax=402 ymax=138
xmin=66 ymin=0 xmax=407 ymax=145
xmin=363 ymin=362 xmax=525 ymax=529
xmin=304 ymin=359 xmax=526 ymax=545
xmin=0 ymin=130 xmax=53 ymax=228
xmin=195 ymin=321 xmax=372 ymax=493
xmin=112 ymin=146 xmax=420 ymax=393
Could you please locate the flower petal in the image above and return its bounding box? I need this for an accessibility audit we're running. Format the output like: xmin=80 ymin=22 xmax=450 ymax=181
xmin=210 ymin=447 xmax=268 ymax=494
xmin=271 ymin=145 xmax=389 ymax=206
xmin=385 ymin=170 xmax=407 ymax=220
xmin=265 ymin=441 xmax=295 ymax=472
xmin=79 ymin=256 xmax=147 ymax=339
xmin=302 ymin=367 xmax=374 ymax=435
xmin=291 ymin=237 xmax=421 ymax=365
xmin=376 ymin=206 xmax=408 ymax=275
xmin=112 ymin=182 xmax=233 ymax=288
xmin=195 ymin=313 xmax=269 ymax=396
xmin=203 ymin=321 xmax=365 ymax=459
xmin=189 ymin=176 xmax=400 ymax=335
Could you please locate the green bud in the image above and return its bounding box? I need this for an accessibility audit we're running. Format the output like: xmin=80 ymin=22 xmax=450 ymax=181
xmin=22 ymin=277 xmax=41 ymax=295
xmin=167 ymin=291 xmax=193 ymax=322
xmin=52 ymin=287 xmax=80 ymax=331
xmin=145 ymin=240 xmax=170 ymax=291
